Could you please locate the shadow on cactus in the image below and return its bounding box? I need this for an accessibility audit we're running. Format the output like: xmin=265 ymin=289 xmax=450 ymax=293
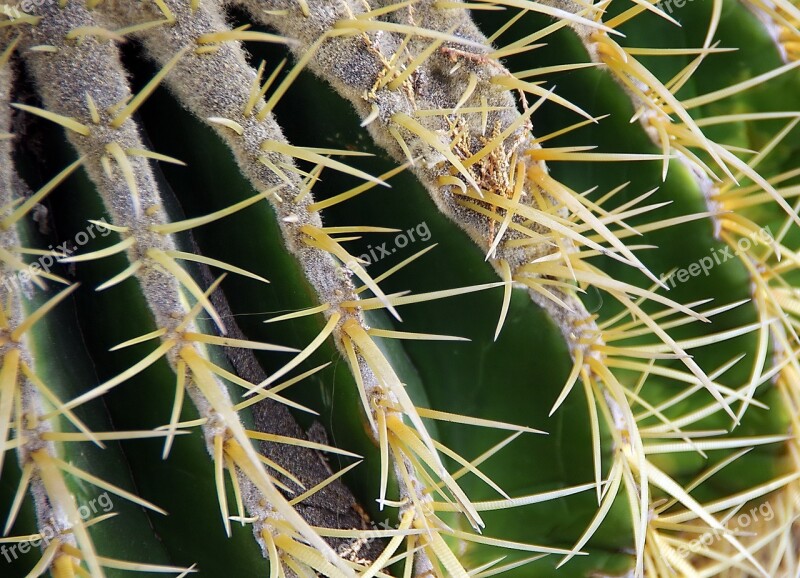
xmin=1 ymin=0 xmax=799 ymax=576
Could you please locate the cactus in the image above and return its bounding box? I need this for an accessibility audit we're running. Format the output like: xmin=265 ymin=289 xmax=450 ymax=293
xmin=1 ymin=0 xmax=799 ymax=576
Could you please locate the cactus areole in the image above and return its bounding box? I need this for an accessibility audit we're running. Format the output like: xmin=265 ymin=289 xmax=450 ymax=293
xmin=1 ymin=1 xmax=800 ymax=577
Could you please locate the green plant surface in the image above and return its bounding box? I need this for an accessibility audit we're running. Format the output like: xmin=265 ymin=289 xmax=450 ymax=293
xmin=1 ymin=1 xmax=800 ymax=577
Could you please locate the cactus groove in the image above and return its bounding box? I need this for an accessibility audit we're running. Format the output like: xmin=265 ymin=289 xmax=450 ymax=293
xmin=1 ymin=0 xmax=800 ymax=577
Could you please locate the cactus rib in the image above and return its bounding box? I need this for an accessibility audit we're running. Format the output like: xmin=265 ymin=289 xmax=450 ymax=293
xmin=12 ymin=3 xmax=367 ymax=575
xmin=1 ymin=1 xmax=799 ymax=576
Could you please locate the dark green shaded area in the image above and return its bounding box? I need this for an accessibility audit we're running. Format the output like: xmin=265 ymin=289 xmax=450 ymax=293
xmin=1 ymin=1 xmax=798 ymax=576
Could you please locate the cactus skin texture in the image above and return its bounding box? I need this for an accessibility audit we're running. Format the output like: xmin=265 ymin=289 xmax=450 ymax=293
xmin=1 ymin=0 xmax=800 ymax=576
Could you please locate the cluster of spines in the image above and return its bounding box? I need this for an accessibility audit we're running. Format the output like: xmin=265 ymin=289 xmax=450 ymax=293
xmin=1 ymin=0 xmax=581 ymax=576
xmin=0 ymin=32 xmax=197 ymax=578
xmin=2 ymin=0 xmax=800 ymax=577
xmin=245 ymin=1 xmax=800 ymax=576
xmin=515 ymin=0 xmax=800 ymax=574
xmin=742 ymin=0 xmax=800 ymax=61
xmin=250 ymin=3 xmax=800 ymax=577
xmin=2 ymin=2 xmax=382 ymax=576
xmin=111 ymin=1 xmax=609 ymax=575
xmin=674 ymin=112 xmax=800 ymax=574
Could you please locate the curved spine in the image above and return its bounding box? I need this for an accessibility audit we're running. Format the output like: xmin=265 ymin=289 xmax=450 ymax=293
xmin=14 ymin=3 xmax=357 ymax=576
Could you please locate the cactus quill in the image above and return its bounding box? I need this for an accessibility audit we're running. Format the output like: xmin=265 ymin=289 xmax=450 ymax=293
xmin=0 ymin=0 xmax=799 ymax=577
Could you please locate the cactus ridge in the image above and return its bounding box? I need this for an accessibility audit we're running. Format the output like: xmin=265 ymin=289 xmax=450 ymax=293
xmin=0 ymin=1 xmax=799 ymax=577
